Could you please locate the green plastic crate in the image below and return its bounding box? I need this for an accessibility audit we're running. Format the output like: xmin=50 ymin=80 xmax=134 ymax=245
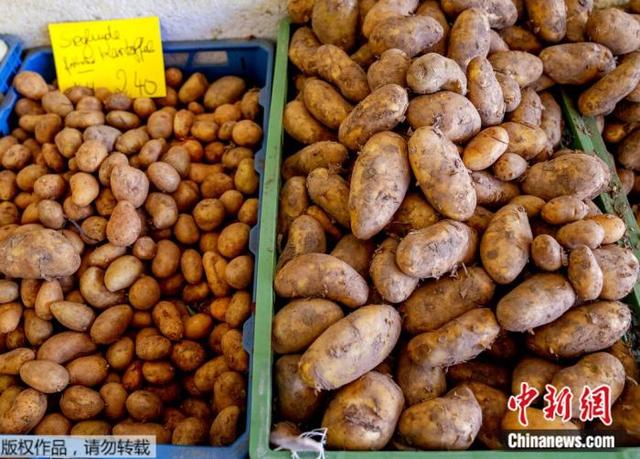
xmin=249 ymin=17 xmax=640 ymax=459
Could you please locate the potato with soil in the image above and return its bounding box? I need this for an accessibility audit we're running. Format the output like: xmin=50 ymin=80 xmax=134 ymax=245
xmin=362 ymin=0 xmax=419 ymax=37
xmin=541 ymin=196 xmax=590 ymax=225
xmin=522 ymin=152 xmax=610 ymax=200
xmin=368 ymin=49 xmax=412 ymax=91
xmin=488 ymin=51 xmax=543 ymax=88
xmin=401 ymin=266 xmax=495 ymax=334
xmin=396 ymin=350 xmax=446 ymax=406
xmin=302 ymin=78 xmax=353 ymax=130
xmin=282 ymin=142 xmax=347 ymax=181
xmin=551 ymin=352 xmax=625 ymax=416
xmin=298 ymin=304 xmax=401 ymax=391
xmin=370 ymin=238 xmax=419 ymax=304
xmin=315 ymin=45 xmax=370 ymax=102
xmin=586 ymin=8 xmax=640 ymax=56
xmin=540 ymin=43 xmax=615 ymax=85
xmin=480 ymin=204 xmax=532 ymax=284
xmin=407 ymin=53 xmax=466 ymax=95
xmin=274 ymin=253 xmax=369 ymax=308
xmin=348 ymin=132 xmax=410 ymax=239
xmin=496 ymin=273 xmax=575 ymax=332
xmin=524 ymin=0 xmax=566 ymax=42
xmin=272 ymin=299 xmax=344 ymax=354
xmin=306 ymin=168 xmax=350 ymax=228
xmin=593 ymin=245 xmax=640 ymax=301
xmin=407 ymin=93 xmax=481 ymax=144
xmin=275 ymin=354 xmax=324 ymax=423
xmin=276 ymin=215 xmax=326 ymax=271
xmin=330 ymin=235 xmax=374 ymax=277
xmin=408 ymin=308 xmax=500 ymax=367
xmin=501 ymin=121 xmax=547 ymax=160
xmin=512 ymin=357 xmax=562 ymax=401
xmin=322 ymin=371 xmax=404 ymax=450
xmin=463 ymin=127 xmax=509 ymax=171
xmin=526 ymin=301 xmax=632 ymax=359
xmin=448 ymin=8 xmax=491 ymax=71
xmin=397 ymin=386 xmax=482 ymax=450
xmin=396 ymin=220 xmax=474 ymax=279
xmin=531 ymin=234 xmax=565 ymax=271
xmin=288 ymin=27 xmax=320 ymax=75
xmin=408 ymin=126 xmax=476 ymax=220
xmin=568 ymin=246 xmax=603 ymax=301
xmin=338 ymin=84 xmax=408 ymax=151
xmin=463 ymin=382 xmax=508 ymax=449
xmin=311 ymin=0 xmax=358 ymax=51
xmin=283 ymin=100 xmax=334 ymax=145
xmin=369 ymin=15 xmax=443 ymax=57
xmin=440 ymin=0 xmax=517 ymax=28
xmin=0 ymin=388 xmax=47 ymax=433
xmin=467 ymin=56 xmax=505 ymax=127
xmin=502 ymin=408 xmax=579 ymax=430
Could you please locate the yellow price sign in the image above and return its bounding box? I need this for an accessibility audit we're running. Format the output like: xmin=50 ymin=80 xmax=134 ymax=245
xmin=48 ymin=17 xmax=166 ymax=98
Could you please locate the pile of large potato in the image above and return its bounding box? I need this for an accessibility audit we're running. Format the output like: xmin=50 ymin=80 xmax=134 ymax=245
xmin=272 ymin=0 xmax=640 ymax=451
xmin=0 ymin=65 xmax=262 ymax=445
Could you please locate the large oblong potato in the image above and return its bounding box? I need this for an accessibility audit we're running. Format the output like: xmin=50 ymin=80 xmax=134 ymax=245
xmin=480 ymin=204 xmax=532 ymax=284
xmin=594 ymin=244 xmax=640 ymax=301
xmin=408 ymin=126 xmax=476 ymax=220
xmin=524 ymin=0 xmax=566 ymax=42
xmin=306 ymin=168 xmax=350 ymax=228
xmin=407 ymin=92 xmax=481 ymax=144
xmin=274 ymin=253 xmax=369 ymax=308
xmin=408 ymin=308 xmax=500 ymax=367
xmin=501 ymin=121 xmax=547 ymax=160
xmin=407 ymin=53 xmax=466 ymax=95
xmin=540 ymin=43 xmax=615 ymax=85
xmin=288 ymin=27 xmax=320 ymax=75
xmin=282 ymin=141 xmax=347 ymax=180
xmin=349 ymin=132 xmax=410 ymax=240
xmin=448 ymin=8 xmax=491 ymax=71
xmin=283 ymin=100 xmax=334 ymax=145
xmin=272 ymin=299 xmax=344 ymax=354
xmin=441 ymin=0 xmax=517 ymax=28
xmin=526 ymin=301 xmax=632 ymax=359
xmin=311 ymin=0 xmax=358 ymax=51
xmin=522 ymin=152 xmax=610 ymax=200
xmin=302 ymin=78 xmax=353 ymax=130
xmin=467 ymin=56 xmax=505 ymax=126
xmin=396 ymin=350 xmax=446 ymax=406
xmin=298 ymin=304 xmax=401 ymax=390
xmin=315 ymin=45 xmax=370 ymax=102
xmin=361 ymin=0 xmax=420 ymax=38
xmin=551 ymin=352 xmax=625 ymax=416
xmin=339 ymin=84 xmax=409 ymax=151
xmin=496 ymin=273 xmax=575 ymax=332
xmin=568 ymin=246 xmax=603 ymax=301
xmin=401 ymin=266 xmax=495 ymax=334
xmin=463 ymin=127 xmax=509 ymax=171
xmin=488 ymin=51 xmax=543 ymax=88
xmin=322 ymin=371 xmax=404 ymax=450
xmin=396 ymin=220 xmax=474 ymax=279
xmin=586 ymin=8 xmax=640 ymax=56
xmin=369 ymin=15 xmax=443 ymax=57
xmin=0 ymin=388 xmax=47 ymax=434
xmin=370 ymin=238 xmax=419 ymax=304
xmin=397 ymin=386 xmax=482 ymax=450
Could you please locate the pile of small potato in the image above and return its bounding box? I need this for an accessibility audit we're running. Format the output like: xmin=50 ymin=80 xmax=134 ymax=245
xmin=271 ymin=0 xmax=640 ymax=451
xmin=0 ymin=65 xmax=262 ymax=445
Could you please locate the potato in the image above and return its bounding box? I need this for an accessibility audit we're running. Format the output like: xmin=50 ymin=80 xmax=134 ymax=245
xmin=541 ymin=195 xmax=589 ymax=225
xmin=407 ymin=92 xmax=481 ymax=143
xmin=221 ymin=329 xmax=249 ymax=372
xmin=306 ymin=168 xmax=350 ymax=228
xmin=499 ymin=121 xmax=547 ymax=160
xmin=0 ymin=388 xmax=47 ymax=433
xmin=172 ymin=417 xmax=207 ymax=446
xmin=80 ymin=267 xmax=125 ymax=309
xmin=456 ymin=383 xmax=503 ymax=449
xmin=463 ymin=127 xmax=509 ymax=171
xmin=556 ymin=219 xmax=605 ymax=249
xmin=282 ymin=142 xmax=347 ymax=180
xmin=369 ymin=15 xmax=443 ymax=58
xmin=447 ymin=360 xmax=510 ymax=391
xmin=368 ymin=49 xmax=411 ymax=91
xmin=565 ymin=0 xmax=592 ymax=41
xmin=0 ymin=302 xmax=20 ymax=334
xmin=106 ymin=201 xmax=141 ymax=247
xmin=531 ymin=234 xmax=565 ymax=271
xmin=552 ymin=352 xmax=625 ymax=416
xmin=467 ymin=56 xmax=506 ymax=127
xmin=524 ymin=0 xmax=566 ymax=42
xmin=90 ymin=304 xmax=133 ymax=345
xmin=496 ymin=273 xmax=575 ymax=332
xmin=70 ymin=420 xmax=111 ymax=436
xmin=448 ymin=9 xmax=491 ymax=71
xmin=579 ymin=53 xmax=640 ymax=117
xmin=275 ymin=354 xmax=324 ymax=423
xmin=493 ymin=153 xmax=527 ymax=181
xmin=152 ymin=301 xmax=183 ymax=341
xmin=502 ymin=407 xmax=578 ymax=430
xmin=588 ymin=214 xmax=626 ymax=244
xmin=441 ymin=0 xmax=517 ymax=28
xmin=126 ymin=390 xmax=162 ymax=421
xmin=315 ymin=45 xmax=370 ymax=102
xmin=396 ymin=350 xmax=446 ymax=406
xmin=499 ymin=25 xmax=541 ymax=53
xmin=275 ymin=253 xmax=368 ymax=308
xmin=24 ymin=310 xmax=52 ymax=346
xmin=298 ymin=304 xmax=400 ymax=390
xmin=408 ymin=308 xmax=500 ymax=367
xmin=288 ymin=27 xmax=320 ymax=75
xmin=283 ymin=100 xmax=334 ymax=145
xmin=323 ymin=371 xmax=404 ymax=450
xmin=526 ymin=301 xmax=632 ymax=359
xmin=34 ymin=413 xmax=71 ymax=435
xmin=369 ymin=238 xmax=419 ymax=304
xmin=362 ymin=0 xmax=419 ymax=37
xmin=0 ymin=348 xmax=35 ymax=374
xmin=586 ymin=8 xmax=640 ymax=56
xmin=522 ymin=152 xmax=610 ymax=200
xmin=480 ymin=204 xmax=532 ymax=284
xmin=508 ymin=88 xmax=542 ymax=127
xmin=397 ymin=386 xmax=482 ymax=450
xmin=567 ymin=246 xmax=603 ymax=301
xmin=66 ymin=355 xmax=108 ymax=386
xmin=540 ymin=43 xmax=614 ymax=85
xmin=60 ymin=385 xmax=104 ymax=420
xmin=396 ymin=220 xmax=474 ymax=279
xmin=488 ymin=51 xmax=543 ymax=88
xmin=311 ymin=0 xmax=358 ymax=50
xmin=288 ymin=0 xmax=314 ymax=23
xmin=114 ymin=421 xmax=171 ymax=443
xmin=50 ymin=301 xmax=95 ymax=332
xmin=14 ymin=72 xmax=48 ymax=100
xmin=608 ymin=383 xmax=640 ymax=442
xmin=202 ymin=251 xmax=230 ymax=297
xmin=348 ymin=132 xmax=410 ymax=239
xmin=300 ymin=79 xmax=352 ymax=131
xmin=178 ymin=72 xmax=208 ymax=104
xmin=0 ymin=228 xmax=80 ymax=279
xmin=19 ymin=360 xmax=68 ymax=393
xmin=408 ymin=127 xmax=476 ymax=220
xmin=278 ymin=177 xmax=309 ymax=235
xmin=512 ymin=356 xmax=561 ymax=401
xmin=209 ymin=406 xmax=240 ymax=446
xmin=407 ymin=53 xmax=466 ymax=95
xmin=594 ymin=245 xmax=640 ymax=301
xmin=104 ymin=255 xmax=144 ymax=292
xmin=277 ymin=215 xmax=325 ymax=272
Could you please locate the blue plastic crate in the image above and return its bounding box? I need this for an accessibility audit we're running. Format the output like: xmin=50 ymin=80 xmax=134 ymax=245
xmin=0 ymin=39 xmax=274 ymax=459
xmin=0 ymin=34 xmax=23 ymax=125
